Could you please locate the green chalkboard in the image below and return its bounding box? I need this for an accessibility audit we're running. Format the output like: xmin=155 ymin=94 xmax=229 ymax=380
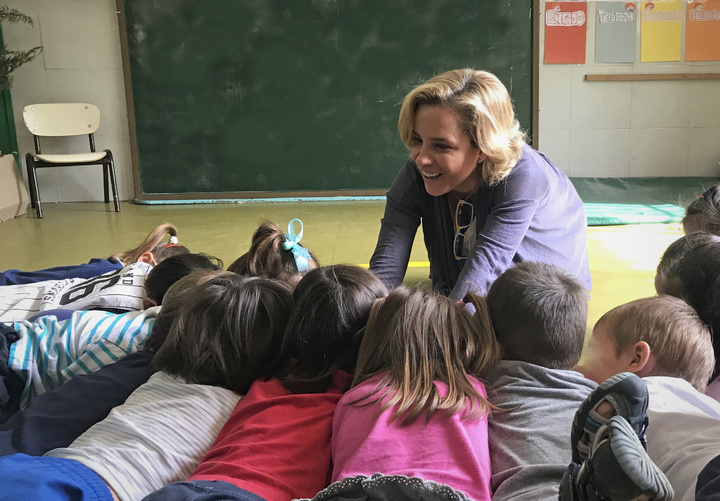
xmin=121 ymin=0 xmax=534 ymax=197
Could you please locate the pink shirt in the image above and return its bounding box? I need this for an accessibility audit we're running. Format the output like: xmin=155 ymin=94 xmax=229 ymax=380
xmin=331 ymin=373 xmax=492 ymax=501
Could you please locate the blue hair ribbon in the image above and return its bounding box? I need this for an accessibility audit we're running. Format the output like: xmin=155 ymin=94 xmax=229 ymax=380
xmin=282 ymin=218 xmax=312 ymax=272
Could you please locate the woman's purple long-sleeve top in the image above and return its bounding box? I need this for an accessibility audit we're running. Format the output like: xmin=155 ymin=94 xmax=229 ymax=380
xmin=369 ymin=145 xmax=591 ymax=300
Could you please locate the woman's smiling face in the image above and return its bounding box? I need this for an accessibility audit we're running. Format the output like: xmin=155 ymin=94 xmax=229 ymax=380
xmin=410 ymin=105 xmax=485 ymax=197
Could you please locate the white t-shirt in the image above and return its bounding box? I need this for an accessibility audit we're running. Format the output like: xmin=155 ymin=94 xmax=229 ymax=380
xmin=46 ymin=371 xmax=241 ymax=501
xmin=0 ymin=263 xmax=152 ymax=322
xmin=644 ymin=376 xmax=720 ymax=501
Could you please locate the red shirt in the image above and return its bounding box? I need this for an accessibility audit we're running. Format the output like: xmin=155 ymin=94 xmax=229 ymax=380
xmin=189 ymin=371 xmax=351 ymax=501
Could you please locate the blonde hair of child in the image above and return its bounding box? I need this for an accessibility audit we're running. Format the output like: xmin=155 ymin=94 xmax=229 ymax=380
xmin=600 ymin=295 xmax=715 ymax=392
xmin=351 ymin=287 xmax=500 ymax=426
xmin=397 ymin=68 xmax=526 ymax=186
xmin=111 ymin=223 xmax=189 ymax=266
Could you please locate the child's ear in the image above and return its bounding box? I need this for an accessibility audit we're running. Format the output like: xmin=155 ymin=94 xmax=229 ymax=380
xmin=137 ymin=252 xmax=155 ymax=265
xmin=628 ymin=341 xmax=655 ymax=376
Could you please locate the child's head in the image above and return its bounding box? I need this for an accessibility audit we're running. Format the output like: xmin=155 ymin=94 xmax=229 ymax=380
xmin=352 ymin=287 xmax=499 ymax=425
xmin=228 ymin=220 xmax=319 ymax=289
xmin=272 ymin=264 xmax=387 ymax=394
xmin=486 ymin=262 xmax=588 ymax=370
xmin=654 ymin=233 xmax=720 ymax=295
xmin=683 ymin=184 xmax=720 ymax=235
xmin=576 ymin=296 xmax=714 ymax=392
xmin=144 ymin=253 xmax=223 ymax=306
xmin=153 ymin=273 xmax=294 ymax=395
xmin=112 ymin=223 xmax=191 ymax=266
xmin=657 ymin=239 xmax=720 ymax=379
xmin=142 ymin=270 xmax=224 ymax=352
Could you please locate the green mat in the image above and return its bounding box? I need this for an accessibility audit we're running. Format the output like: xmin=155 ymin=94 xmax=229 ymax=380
xmin=571 ymin=177 xmax=719 ymax=226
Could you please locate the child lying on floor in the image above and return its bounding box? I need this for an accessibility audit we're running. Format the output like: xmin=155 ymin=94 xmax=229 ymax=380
xmin=576 ymin=295 xmax=720 ymax=500
xmin=0 ymin=273 xmax=294 ymax=501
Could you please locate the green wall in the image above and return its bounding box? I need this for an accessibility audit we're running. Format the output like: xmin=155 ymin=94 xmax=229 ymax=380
xmin=123 ymin=0 xmax=533 ymax=196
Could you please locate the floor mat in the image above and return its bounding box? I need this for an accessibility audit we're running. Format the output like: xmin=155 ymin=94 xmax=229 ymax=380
xmin=571 ymin=177 xmax=719 ymax=226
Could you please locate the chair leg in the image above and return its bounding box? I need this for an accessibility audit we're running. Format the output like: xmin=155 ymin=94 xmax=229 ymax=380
xmin=25 ymin=154 xmax=36 ymax=209
xmin=25 ymin=154 xmax=43 ymax=218
xmin=105 ymin=150 xmax=120 ymax=212
xmin=103 ymin=163 xmax=110 ymax=203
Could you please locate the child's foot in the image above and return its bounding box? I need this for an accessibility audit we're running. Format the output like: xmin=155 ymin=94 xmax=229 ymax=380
xmin=559 ymin=416 xmax=674 ymax=501
xmin=571 ymin=372 xmax=649 ymax=463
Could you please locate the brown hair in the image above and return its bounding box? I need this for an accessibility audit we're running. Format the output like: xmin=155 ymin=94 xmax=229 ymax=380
xmin=661 ymin=239 xmax=720 ymax=380
xmin=144 ymin=253 xmax=223 ymax=305
xmin=153 ymin=273 xmax=294 ymax=395
xmin=351 ymin=287 xmax=499 ymax=426
xmin=271 ymin=265 xmax=387 ymax=394
xmin=487 ymin=262 xmax=588 ymax=370
xmin=683 ymin=184 xmax=720 ymax=235
xmin=227 ymin=221 xmax=319 ymax=289
xmin=655 ymin=233 xmax=720 ymax=295
xmin=600 ymin=295 xmax=714 ymax=392
xmin=398 ymin=68 xmax=526 ymax=186
xmin=111 ymin=223 xmax=190 ymax=266
xmin=142 ymin=270 xmax=226 ymax=352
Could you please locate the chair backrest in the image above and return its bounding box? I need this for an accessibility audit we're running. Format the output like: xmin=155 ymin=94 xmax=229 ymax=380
xmin=23 ymin=103 xmax=101 ymax=137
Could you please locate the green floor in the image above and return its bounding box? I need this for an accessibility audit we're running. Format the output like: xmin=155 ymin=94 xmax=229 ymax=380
xmin=0 ymin=201 xmax=684 ymax=330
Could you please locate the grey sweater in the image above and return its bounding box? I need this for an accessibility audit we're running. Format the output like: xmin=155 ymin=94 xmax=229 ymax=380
xmin=486 ymin=360 xmax=597 ymax=501
xmin=369 ymin=145 xmax=591 ymax=299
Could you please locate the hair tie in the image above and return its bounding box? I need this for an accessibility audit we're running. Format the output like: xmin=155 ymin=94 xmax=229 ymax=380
xmin=168 ymin=236 xmax=179 ymax=244
xmin=282 ymin=218 xmax=312 ymax=272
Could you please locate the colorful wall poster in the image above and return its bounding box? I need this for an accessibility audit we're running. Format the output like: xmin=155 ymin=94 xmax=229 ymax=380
xmin=686 ymin=0 xmax=720 ymax=61
xmin=545 ymin=2 xmax=588 ymax=64
xmin=640 ymin=1 xmax=682 ymax=62
xmin=595 ymin=2 xmax=638 ymax=63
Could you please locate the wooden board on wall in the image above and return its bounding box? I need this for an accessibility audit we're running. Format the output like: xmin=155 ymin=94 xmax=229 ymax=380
xmin=119 ymin=1 xmax=534 ymax=198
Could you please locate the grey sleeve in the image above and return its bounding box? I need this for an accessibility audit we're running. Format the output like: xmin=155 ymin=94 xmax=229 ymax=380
xmin=369 ymin=161 xmax=421 ymax=291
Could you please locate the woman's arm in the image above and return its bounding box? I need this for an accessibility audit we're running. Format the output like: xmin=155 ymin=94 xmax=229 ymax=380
xmin=369 ymin=162 xmax=422 ymax=290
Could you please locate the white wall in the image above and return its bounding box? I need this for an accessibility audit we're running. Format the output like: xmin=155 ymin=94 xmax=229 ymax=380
xmin=538 ymin=0 xmax=720 ymax=178
xmin=3 ymin=0 xmax=133 ymax=202
xmin=3 ymin=1 xmax=719 ymax=204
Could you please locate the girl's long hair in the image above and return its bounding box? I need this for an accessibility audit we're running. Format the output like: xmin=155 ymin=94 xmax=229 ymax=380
xmin=351 ymin=287 xmax=500 ymax=426
xmin=270 ymin=265 xmax=387 ymax=394
xmin=111 ymin=223 xmax=190 ymax=266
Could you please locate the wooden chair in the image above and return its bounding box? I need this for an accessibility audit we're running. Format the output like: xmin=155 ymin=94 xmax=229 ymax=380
xmin=23 ymin=103 xmax=120 ymax=218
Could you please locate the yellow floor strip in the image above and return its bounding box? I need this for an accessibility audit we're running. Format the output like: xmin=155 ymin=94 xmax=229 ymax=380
xmin=356 ymin=262 xmax=429 ymax=268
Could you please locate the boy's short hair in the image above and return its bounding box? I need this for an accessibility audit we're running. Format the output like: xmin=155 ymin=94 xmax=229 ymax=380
xmin=486 ymin=262 xmax=588 ymax=370
xmin=599 ymin=295 xmax=714 ymax=392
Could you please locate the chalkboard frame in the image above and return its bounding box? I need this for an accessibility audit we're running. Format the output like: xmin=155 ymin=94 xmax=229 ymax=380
xmin=117 ymin=0 xmax=540 ymax=201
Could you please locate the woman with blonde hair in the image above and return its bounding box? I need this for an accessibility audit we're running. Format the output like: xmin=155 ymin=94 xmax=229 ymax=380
xmin=370 ymin=69 xmax=590 ymax=299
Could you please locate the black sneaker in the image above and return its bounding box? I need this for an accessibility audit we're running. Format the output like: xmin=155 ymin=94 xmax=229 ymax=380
xmin=565 ymin=416 xmax=674 ymax=501
xmin=571 ymin=372 xmax=649 ymax=464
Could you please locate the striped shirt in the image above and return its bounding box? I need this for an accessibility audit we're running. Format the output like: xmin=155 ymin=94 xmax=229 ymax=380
xmin=46 ymin=371 xmax=241 ymax=501
xmin=9 ymin=307 xmax=158 ymax=410
xmin=0 ymin=262 xmax=152 ymax=322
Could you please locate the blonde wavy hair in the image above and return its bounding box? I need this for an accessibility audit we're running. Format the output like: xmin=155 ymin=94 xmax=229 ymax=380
xmin=398 ymin=68 xmax=526 ymax=186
